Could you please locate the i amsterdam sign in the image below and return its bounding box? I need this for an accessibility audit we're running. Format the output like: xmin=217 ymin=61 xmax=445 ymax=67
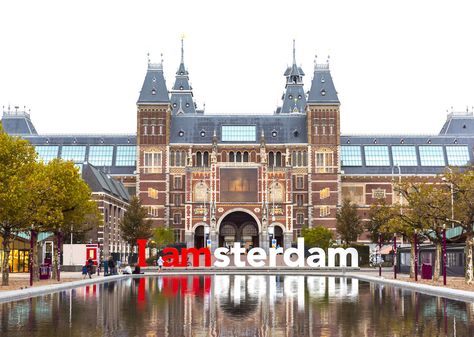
xmin=137 ymin=238 xmax=359 ymax=268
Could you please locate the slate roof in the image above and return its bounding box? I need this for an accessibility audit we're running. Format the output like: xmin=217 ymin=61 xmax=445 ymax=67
xmin=170 ymin=114 xmax=307 ymax=144
xmin=279 ymin=42 xmax=307 ymax=114
xmin=137 ymin=63 xmax=169 ymax=104
xmin=81 ymin=163 xmax=130 ymax=202
xmin=307 ymin=63 xmax=339 ymax=104
xmin=439 ymin=112 xmax=474 ymax=135
xmin=1 ymin=112 xmax=38 ymax=135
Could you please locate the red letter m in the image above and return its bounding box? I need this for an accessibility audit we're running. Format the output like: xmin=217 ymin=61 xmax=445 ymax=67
xmin=182 ymin=248 xmax=211 ymax=267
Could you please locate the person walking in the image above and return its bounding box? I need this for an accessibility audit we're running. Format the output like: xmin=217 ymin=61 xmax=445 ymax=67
xmin=82 ymin=264 xmax=88 ymax=279
xmin=108 ymin=256 xmax=116 ymax=275
xmin=87 ymin=259 xmax=94 ymax=279
xmin=157 ymin=256 xmax=164 ymax=272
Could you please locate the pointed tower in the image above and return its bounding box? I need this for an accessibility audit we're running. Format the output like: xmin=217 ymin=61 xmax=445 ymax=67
xmin=136 ymin=57 xmax=171 ymax=228
xmin=169 ymin=38 xmax=199 ymax=114
xmin=277 ymin=40 xmax=307 ymax=114
xmin=307 ymin=56 xmax=340 ymax=230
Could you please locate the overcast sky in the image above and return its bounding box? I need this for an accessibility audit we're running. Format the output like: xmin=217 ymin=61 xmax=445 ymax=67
xmin=1 ymin=1 xmax=473 ymax=135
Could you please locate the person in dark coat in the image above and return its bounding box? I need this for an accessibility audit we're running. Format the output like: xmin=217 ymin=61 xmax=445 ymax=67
xmin=86 ymin=259 xmax=94 ymax=279
xmin=108 ymin=256 xmax=116 ymax=275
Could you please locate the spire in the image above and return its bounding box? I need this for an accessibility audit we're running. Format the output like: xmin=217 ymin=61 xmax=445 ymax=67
xmin=277 ymin=40 xmax=306 ymax=114
xmin=137 ymin=54 xmax=169 ymax=104
xmin=170 ymin=37 xmax=197 ymax=114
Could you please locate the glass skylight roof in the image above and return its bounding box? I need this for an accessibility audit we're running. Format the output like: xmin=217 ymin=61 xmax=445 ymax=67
xmin=61 ymin=146 xmax=86 ymax=162
xmin=446 ymin=146 xmax=470 ymax=166
xmin=364 ymin=146 xmax=390 ymax=166
xmin=88 ymin=146 xmax=114 ymax=166
xmin=116 ymin=146 xmax=136 ymax=166
xmin=419 ymin=146 xmax=445 ymax=166
xmin=392 ymin=146 xmax=418 ymax=166
xmin=341 ymin=146 xmax=362 ymax=166
xmin=35 ymin=146 xmax=59 ymax=163
xmin=221 ymin=125 xmax=256 ymax=142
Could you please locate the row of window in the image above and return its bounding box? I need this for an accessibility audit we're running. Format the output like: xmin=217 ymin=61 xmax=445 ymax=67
xmin=341 ymin=145 xmax=470 ymax=167
xmin=35 ymin=145 xmax=136 ymax=166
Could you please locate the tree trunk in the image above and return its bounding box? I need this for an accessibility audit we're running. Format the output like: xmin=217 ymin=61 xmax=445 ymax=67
xmin=33 ymin=240 xmax=40 ymax=282
xmin=433 ymin=241 xmax=442 ymax=281
xmin=410 ymin=242 xmax=415 ymax=279
xmin=1 ymin=229 xmax=11 ymax=286
xmin=51 ymin=233 xmax=59 ymax=280
xmin=465 ymin=233 xmax=473 ymax=285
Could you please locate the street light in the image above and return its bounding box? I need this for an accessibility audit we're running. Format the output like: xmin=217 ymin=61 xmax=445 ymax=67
xmin=441 ymin=169 xmax=454 ymax=227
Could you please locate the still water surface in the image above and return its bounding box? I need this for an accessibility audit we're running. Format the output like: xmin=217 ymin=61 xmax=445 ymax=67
xmin=1 ymin=275 xmax=473 ymax=337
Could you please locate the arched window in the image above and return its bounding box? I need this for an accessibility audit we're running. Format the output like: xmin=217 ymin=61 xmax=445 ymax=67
xmin=243 ymin=151 xmax=249 ymax=162
xmin=222 ymin=152 xmax=227 ymax=162
xmin=276 ymin=152 xmax=282 ymax=167
xmin=269 ymin=152 xmax=275 ymax=167
xmin=229 ymin=151 xmax=235 ymax=162
xmin=203 ymin=151 xmax=209 ymax=167
xmin=196 ymin=151 xmax=202 ymax=167
xmin=236 ymin=152 xmax=242 ymax=162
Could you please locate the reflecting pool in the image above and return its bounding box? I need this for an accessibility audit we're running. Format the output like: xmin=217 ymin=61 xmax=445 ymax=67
xmin=1 ymin=275 xmax=473 ymax=336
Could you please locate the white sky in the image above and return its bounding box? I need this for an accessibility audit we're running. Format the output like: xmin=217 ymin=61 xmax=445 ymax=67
xmin=1 ymin=0 xmax=473 ymax=135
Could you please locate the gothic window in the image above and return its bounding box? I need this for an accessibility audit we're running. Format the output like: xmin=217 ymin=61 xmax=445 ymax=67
xmin=196 ymin=151 xmax=202 ymax=167
xmin=296 ymin=213 xmax=304 ymax=225
xmin=243 ymin=151 xmax=249 ymax=162
xmin=315 ymin=150 xmax=334 ymax=173
xmin=229 ymin=151 xmax=235 ymax=162
xmin=236 ymin=152 xmax=242 ymax=162
xmin=268 ymin=152 xmax=275 ymax=167
xmin=143 ymin=151 xmax=162 ymax=173
xmin=276 ymin=152 xmax=282 ymax=167
xmin=203 ymin=151 xmax=209 ymax=167
xmin=173 ymin=213 xmax=182 ymax=225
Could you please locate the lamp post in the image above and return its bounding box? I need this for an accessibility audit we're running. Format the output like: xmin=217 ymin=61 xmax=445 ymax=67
xmin=378 ymin=233 xmax=382 ymax=277
xmin=442 ymin=169 xmax=454 ymax=227
xmin=414 ymin=229 xmax=418 ymax=282
xmin=443 ymin=223 xmax=447 ymax=286
xmin=393 ymin=234 xmax=397 ymax=279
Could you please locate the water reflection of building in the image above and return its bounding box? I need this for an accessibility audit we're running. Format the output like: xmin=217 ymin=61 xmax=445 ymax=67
xmin=2 ymin=276 xmax=474 ymax=336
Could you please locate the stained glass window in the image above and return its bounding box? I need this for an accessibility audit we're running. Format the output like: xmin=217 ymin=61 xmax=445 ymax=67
xmin=221 ymin=125 xmax=256 ymax=142
xmin=392 ymin=146 xmax=417 ymax=166
xmin=61 ymin=146 xmax=86 ymax=162
xmin=446 ymin=146 xmax=470 ymax=166
xmin=35 ymin=146 xmax=59 ymax=163
xmin=88 ymin=146 xmax=113 ymax=166
xmin=419 ymin=146 xmax=445 ymax=166
xmin=364 ymin=146 xmax=390 ymax=166
xmin=341 ymin=146 xmax=362 ymax=166
xmin=115 ymin=146 xmax=136 ymax=166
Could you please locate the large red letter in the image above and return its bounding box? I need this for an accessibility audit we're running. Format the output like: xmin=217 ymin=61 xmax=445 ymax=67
xmin=181 ymin=248 xmax=211 ymax=267
xmin=163 ymin=247 xmax=180 ymax=267
xmin=136 ymin=239 xmax=148 ymax=267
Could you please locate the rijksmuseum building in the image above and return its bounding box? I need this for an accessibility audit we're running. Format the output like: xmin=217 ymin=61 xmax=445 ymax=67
xmin=3 ymin=41 xmax=474 ymax=252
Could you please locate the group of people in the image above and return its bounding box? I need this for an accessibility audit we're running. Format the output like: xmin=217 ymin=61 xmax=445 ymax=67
xmin=82 ymin=255 xmax=166 ymax=278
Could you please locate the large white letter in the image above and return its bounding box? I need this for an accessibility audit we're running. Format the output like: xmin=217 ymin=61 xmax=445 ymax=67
xmin=230 ymin=242 xmax=246 ymax=267
xmin=328 ymin=247 xmax=359 ymax=267
xmin=214 ymin=247 xmax=230 ymax=268
xmin=307 ymin=247 xmax=326 ymax=268
xmin=269 ymin=247 xmax=283 ymax=267
xmin=283 ymin=237 xmax=305 ymax=267
xmin=247 ymin=247 xmax=266 ymax=267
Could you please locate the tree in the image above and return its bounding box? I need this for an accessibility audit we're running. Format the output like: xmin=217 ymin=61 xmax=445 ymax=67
xmin=120 ymin=196 xmax=153 ymax=251
xmin=0 ymin=125 xmax=37 ymax=285
xmin=151 ymin=227 xmax=174 ymax=250
xmin=442 ymin=167 xmax=474 ymax=284
xmin=336 ymin=199 xmax=362 ymax=246
xmin=40 ymin=159 xmax=99 ymax=280
xmin=302 ymin=226 xmax=333 ymax=251
xmin=367 ymin=200 xmax=394 ymax=244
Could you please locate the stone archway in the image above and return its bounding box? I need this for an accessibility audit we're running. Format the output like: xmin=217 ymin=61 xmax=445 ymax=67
xmin=218 ymin=211 xmax=260 ymax=249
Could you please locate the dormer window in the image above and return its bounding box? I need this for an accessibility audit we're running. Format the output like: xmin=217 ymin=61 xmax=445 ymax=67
xmin=200 ymin=130 xmax=206 ymax=137
xmin=178 ymin=130 xmax=185 ymax=137
xmin=271 ymin=130 xmax=277 ymax=137
xmin=288 ymin=94 xmax=293 ymax=100
xmin=179 ymin=86 xmax=183 ymax=90
xmin=151 ymin=88 xmax=156 ymax=95
xmin=321 ymin=89 xmax=326 ymax=96
xmin=293 ymin=130 xmax=299 ymax=138
xmin=173 ymin=103 xmax=177 ymax=108
xmin=298 ymin=95 xmax=302 ymax=99
xmin=185 ymin=103 xmax=190 ymax=108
